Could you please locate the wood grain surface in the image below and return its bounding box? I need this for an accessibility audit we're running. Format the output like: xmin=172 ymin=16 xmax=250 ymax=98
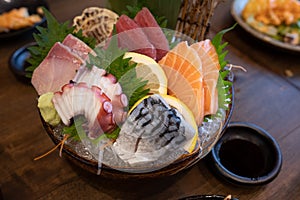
xmin=1 ymin=0 xmax=300 ymax=199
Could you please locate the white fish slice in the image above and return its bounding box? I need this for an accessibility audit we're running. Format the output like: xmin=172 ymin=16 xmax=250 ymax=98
xmin=31 ymin=42 xmax=84 ymax=95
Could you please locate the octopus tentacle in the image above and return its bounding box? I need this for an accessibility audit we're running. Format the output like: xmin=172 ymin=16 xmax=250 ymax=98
xmin=52 ymin=82 xmax=117 ymax=139
xmin=74 ymin=65 xmax=128 ymax=125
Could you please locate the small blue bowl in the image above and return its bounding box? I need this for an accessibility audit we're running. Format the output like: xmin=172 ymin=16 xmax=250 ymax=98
xmin=209 ymin=122 xmax=282 ymax=186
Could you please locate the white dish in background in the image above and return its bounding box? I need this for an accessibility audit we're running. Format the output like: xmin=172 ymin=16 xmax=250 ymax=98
xmin=231 ymin=0 xmax=300 ymax=53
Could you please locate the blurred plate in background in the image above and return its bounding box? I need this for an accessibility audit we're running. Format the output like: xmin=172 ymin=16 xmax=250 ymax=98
xmin=231 ymin=0 xmax=300 ymax=53
xmin=0 ymin=0 xmax=48 ymax=39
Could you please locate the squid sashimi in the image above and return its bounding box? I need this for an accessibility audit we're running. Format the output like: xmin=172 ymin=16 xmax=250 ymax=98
xmin=159 ymin=41 xmax=204 ymax=125
xmin=134 ymin=7 xmax=169 ymax=61
xmin=31 ymin=42 xmax=84 ymax=95
xmin=191 ymin=39 xmax=220 ymax=115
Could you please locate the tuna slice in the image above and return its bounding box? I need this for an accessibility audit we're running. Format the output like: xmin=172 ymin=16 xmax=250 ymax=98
xmin=62 ymin=34 xmax=94 ymax=60
xmin=112 ymin=94 xmax=195 ymax=169
xmin=116 ymin=14 xmax=156 ymax=60
xmin=31 ymin=42 xmax=84 ymax=95
xmin=134 ymin=7 xmax=169 ymax=61
xmin=52 ymin=82 xmax=116 ymax=139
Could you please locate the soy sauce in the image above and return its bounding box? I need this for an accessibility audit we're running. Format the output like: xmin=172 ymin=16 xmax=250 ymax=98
xmin=219 ymin=139 xmax=266 ymax=178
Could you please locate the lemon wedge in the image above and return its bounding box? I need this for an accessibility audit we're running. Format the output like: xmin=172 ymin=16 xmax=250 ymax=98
xmin=123 ymin=52 xmax=167 ymax=94
xmin=161 ymin=94 xmax=199 ymax=153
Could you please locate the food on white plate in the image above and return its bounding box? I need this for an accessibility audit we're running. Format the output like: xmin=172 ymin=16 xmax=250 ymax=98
xmin=242 ymin=0 xmax=300 ymax=26
xmin=242 ymin=0 xmax=300 ymax=45
xmin=0 ymin=7 xmax=42 ymax=33
xmin=73 ymin=7 xmax=119 ymax=45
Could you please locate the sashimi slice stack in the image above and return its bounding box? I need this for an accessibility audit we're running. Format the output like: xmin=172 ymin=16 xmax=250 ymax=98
xmin=116 ymin=7 xmax=169 ymax=61
xmin=31 ymin=34 xmax=93 ymax=95
xmin=159 ymin=40 xmax=220 ymax=125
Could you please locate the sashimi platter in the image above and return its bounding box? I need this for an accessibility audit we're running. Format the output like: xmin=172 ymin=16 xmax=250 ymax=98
xmin=29 ymin=6 xmax=234 ymax=177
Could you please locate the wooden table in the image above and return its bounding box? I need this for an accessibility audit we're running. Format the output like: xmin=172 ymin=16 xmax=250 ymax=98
xmin=1 ymin=0 xmax=300 ymax=199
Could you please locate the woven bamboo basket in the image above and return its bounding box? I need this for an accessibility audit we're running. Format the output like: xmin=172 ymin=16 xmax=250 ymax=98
xmin=176 ymin=0 xmax=222 ymax=42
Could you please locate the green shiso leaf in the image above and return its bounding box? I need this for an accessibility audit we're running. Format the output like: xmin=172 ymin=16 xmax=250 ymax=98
xmin=86 ymin=30 xmax=149 ymax=140
xmin=211 ymin=23 xmax=236 ymax=70
xmin=211 ymin=24 xmax=236 ymax=111
xmin=87 ymin=34 xmax=150 ymax=110
xmin=25 ymin=7 xmax=95 ymax=78
xmin=62 ymin=115 xmax=87 ymax=141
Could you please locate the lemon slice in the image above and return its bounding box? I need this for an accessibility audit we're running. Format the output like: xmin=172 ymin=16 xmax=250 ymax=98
xmin=161 ymin=94 xmax=199 ymax=153
xmin=123 ymin=52 xmax=167 ymax=94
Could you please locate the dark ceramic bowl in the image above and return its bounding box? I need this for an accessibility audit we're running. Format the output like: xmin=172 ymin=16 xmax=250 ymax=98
xmin=40 ymin=85 xmax=234 ymax=179
xmin=0 ymin=0 xmax=48 ymax=39
xmin=209 ymin=122 xmax=282 ymax=186
xmin=179 ymin=194 xmax=238 ymax=200
xmin=9 ymin=42 xmax=37 ymax=83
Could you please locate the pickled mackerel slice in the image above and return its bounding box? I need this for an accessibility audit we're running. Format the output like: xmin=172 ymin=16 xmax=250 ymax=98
xmin=73 ymin=7 xmax=119 ymax=44
xmin=112 ymin=94 xmax=196 ymax=169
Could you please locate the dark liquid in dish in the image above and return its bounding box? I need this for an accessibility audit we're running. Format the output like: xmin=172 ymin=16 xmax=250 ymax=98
xmin=219 ymin=139 xmax=266 ymax=178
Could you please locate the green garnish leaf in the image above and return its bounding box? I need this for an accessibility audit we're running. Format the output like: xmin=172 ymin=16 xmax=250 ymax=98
xmin=62 ymin=115 xmax=87 ymax=141
xmin=212 ymin=23 xmax=237 ymax=70
xmin=105 ymin=54 xmax=149 ymax=109
xmin=86 ymin=32 xmax=149 ymax=140
xmin=86 ymin=28 xmax=126 ymax=70
xmin=87 ymin=32 xmax=149 ymax=110
xmin=25 ymin=7 xmax=95 ymax=78
xmin=211 ymin=24 xmax=236 ymax=111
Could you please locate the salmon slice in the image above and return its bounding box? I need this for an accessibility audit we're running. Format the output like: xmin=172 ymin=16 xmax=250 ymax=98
xmin=197 ymin=39 xmax=220 ymax=70
xmin=31 ymin=42 xmax=84 ymax=95
xmin=191 ymin=39 xmax=220 ymax=115
xmin=159 ymin=41 xmax=204 ymax=125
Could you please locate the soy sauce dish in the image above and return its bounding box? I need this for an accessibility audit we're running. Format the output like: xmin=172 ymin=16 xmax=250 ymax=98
xmin=209 ymin=122 xmax=282 ymax=186
xmin=9 ymin=42 xmax=36 ymax=83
